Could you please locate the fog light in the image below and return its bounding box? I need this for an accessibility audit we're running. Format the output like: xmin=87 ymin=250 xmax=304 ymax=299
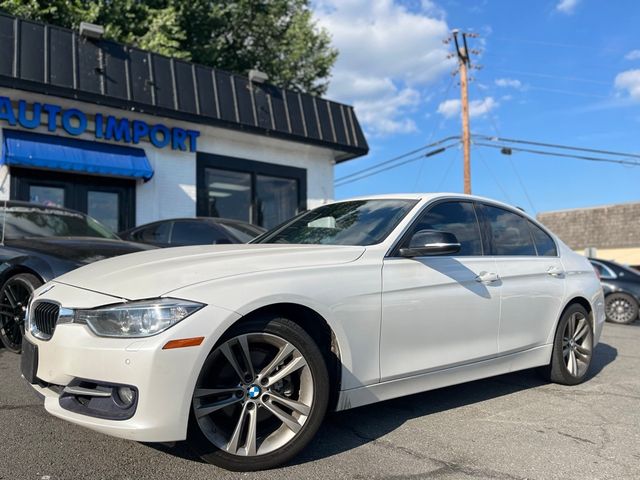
xmin=116 ymin=386 xmax=136 ymax=407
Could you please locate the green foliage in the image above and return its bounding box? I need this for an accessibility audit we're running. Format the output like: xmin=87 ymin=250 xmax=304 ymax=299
xmin=0 ymin=0 xmax=337 ymax=95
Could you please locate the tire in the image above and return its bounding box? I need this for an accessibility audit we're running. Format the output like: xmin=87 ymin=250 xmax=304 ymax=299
xmin=0 ymin=273 xmax=42 ymax=353
xmin=187 ymin=315 xmax=329 ymax=471
xmin=539 ymin=304 xmax=593 ymax=385
xmin=604 ymin=293 xmax=639 ymax=324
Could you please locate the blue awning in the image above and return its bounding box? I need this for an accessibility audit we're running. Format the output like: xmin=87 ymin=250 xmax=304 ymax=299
xmin=1 ymin=130 xmax=154 ymax=181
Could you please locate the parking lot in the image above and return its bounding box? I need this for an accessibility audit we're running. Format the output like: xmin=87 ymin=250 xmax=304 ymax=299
xmin=1 ymin=322 xmax=638 ymax=480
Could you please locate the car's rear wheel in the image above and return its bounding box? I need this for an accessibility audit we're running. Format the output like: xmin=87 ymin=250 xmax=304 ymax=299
xmin=187 ymin=316 xmax=329 ymax=471
xmin=0 ymin=273 xmax=42 ymax=353
xmin=540 ymin=304 xmax=593 ymax=385
xmin=604 ymin=293 xmax=638 ymax=324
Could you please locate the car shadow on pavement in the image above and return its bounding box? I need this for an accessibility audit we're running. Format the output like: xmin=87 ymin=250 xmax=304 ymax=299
xmin=146 ymin=342 xmax=617 ymax=467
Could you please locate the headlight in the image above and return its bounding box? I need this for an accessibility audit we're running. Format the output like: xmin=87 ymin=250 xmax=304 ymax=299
xmin=75 ymin=298 xmax=204 ymax=338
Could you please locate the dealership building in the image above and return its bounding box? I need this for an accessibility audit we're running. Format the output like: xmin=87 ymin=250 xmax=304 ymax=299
xmin=0 ymin=13 xmax=368 ymax=232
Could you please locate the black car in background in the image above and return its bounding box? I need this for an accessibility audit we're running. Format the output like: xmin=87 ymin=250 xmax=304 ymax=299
xmin=119 ymin=217 xmax=265 ymax=248
xmin=0 ymin=201 xmax=154 ymax=353
xmin=590 ymin=257 xmax=640 ymax=324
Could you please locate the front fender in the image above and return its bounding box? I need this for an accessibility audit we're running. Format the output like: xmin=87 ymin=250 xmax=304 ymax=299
xmin=169 ymin=260 xmax=384 ymax=390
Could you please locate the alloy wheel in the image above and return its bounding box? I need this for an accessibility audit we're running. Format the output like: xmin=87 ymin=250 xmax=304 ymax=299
xmin=562 ymin=311 xmax=592 ymax=378
xmin=0 ymin=278 xmax=33 ymax=352
xmin=606 ymin=297 xmax=635 ymax=324
xmin=193 ymin=332 xmax=314 ymax=457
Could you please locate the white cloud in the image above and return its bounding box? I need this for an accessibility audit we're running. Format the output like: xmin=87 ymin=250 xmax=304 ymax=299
xmin=625 ymin=50 xmax=640 ymax=61
xmin=556 ymin=0 xmax=580 ymax=14
xmin=437 ymin=97 xmax=498 ymax=119
xmin=314 ymin=0 xmax=454 ymax=136
xmin=436 ymin=99 xmax=461 ymax=118
xmin=495 ymin=77 xmax=522 ymax=89
xmin=614 ymin=69 xmax=640 ymax=101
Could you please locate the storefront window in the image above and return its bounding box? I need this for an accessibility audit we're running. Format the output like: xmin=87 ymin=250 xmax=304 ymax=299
xmin=256 ymin=175 xmax=298 ymax=229
xmin=197 ymin=153 xmax=306 ymax=229
xmin=87 ymin=191 xmax=120 ymax=232
xmin=203 ymin=168 xmax=252 ymax=222
xmin=29 ymin=185 xmax=64 ymax=207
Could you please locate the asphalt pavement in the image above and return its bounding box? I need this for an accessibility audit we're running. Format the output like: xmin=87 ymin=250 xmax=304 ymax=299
xmin=1 ymin=322 xmax=638 ymax=480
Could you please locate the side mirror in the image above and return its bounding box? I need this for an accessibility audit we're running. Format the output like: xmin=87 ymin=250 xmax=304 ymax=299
xmin=399 ymin=230 xmax=461 ymax=257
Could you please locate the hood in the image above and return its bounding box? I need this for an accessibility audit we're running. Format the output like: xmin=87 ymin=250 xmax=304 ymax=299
xmin=5 ymin=237 xmax=155 ymax=265
xmin=54 ymin=243 xmax=366 ymax=300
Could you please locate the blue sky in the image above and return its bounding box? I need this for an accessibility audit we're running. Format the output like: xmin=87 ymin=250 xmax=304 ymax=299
xmin=313 ymin=0 xmax=640 ymax=215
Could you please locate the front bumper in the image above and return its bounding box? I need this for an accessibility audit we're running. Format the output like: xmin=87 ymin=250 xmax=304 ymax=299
xmin=24 ymin=282 xmax=240 ymax=442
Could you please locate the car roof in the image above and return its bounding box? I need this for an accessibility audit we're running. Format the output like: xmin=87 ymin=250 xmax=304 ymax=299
xmin=133 ymin=217 xmax=255 ymax=225
xmin=0 ymin=200 xmax=85 ymax=215
xmin=336 ymin=193 xmax=532 ymax=216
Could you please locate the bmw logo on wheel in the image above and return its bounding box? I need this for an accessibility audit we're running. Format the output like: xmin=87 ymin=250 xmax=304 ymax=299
xmin=247 ymin=385 xmax=261 ymax=399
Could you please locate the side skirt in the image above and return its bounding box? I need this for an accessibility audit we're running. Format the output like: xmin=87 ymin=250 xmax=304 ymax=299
xmin=336 ymin=344 xmax=553 ymax=411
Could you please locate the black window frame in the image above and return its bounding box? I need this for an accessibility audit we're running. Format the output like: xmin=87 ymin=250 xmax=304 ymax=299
xmin=389 ymin=199 xmax=485 ymax=257
xmin=10 ymin=166 xmax=136 ymax=232
xmin=196 ymin=152 xmax=307 ymax=228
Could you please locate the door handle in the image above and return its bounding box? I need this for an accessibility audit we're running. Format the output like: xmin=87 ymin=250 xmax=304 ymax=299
xmin=547 ymin=266 xmax=564 ymax=277
xmin=475 ymin=271 xmax=500 ymax=284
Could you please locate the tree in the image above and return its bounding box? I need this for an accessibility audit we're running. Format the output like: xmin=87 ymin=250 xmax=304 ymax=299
xmin=0 ymin=0 xmax=337 ymax=95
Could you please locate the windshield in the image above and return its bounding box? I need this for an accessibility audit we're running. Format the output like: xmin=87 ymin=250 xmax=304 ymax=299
xmin=255 ymin=199 xmax=417 ymax=246
xmin=0 ymin=206 xmax=119 ymax=240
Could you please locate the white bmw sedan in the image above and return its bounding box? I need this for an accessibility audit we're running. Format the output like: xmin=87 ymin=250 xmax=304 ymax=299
xmin=22 ymin=194 xmax=605 ymax=471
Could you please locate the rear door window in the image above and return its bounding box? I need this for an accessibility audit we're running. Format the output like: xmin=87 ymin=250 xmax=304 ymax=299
xmin=170 ymin=221 xmax=229 ymax=245
xmin=133 ymin=222 xmax=171 ymax=244
xmin=482 ymin=205 xmax=536 ymax=256
xmin=528 ymin=221 xmax=557 ymax=256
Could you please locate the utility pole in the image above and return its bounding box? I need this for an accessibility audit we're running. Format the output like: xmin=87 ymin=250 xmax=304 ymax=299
xmin=447 ymin=30 xmax=480 ymax=194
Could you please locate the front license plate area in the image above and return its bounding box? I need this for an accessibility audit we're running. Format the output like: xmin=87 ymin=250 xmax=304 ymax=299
xmin=21 ymin=339 xmax=39 ymax=384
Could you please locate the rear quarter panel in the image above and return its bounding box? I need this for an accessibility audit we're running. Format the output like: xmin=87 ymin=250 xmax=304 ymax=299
xmin=557 ymin=243 xmax=606 ymax=345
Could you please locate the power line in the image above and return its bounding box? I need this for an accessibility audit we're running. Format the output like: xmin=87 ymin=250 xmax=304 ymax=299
xmin=475 ymin=146 xmax=513 ymax=204
xmin=468 ymin=77 xmax=538 ymax=214
xmin=472 ymin=134 xmax=640 ymax=160
xmin=525 ymin=86 xmax=609 ymax=99
xmin=436 ymin=153 xmax=458 ymax=190
xmin=334 ymin=135 xmax=460 ymax=184
xmin=474 ymin=142 xmax=640 ymax=167
xmin=335 ymin=141 xmax=460 ymax=187
xmin=493 ymin=68 xmax=610 ymax=86
xmin=413 ymin=75 xmax=456 ymax=191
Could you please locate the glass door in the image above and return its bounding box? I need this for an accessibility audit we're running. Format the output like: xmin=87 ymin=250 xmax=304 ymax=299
xmin=11 ymin=167 xmax=135 ymax=233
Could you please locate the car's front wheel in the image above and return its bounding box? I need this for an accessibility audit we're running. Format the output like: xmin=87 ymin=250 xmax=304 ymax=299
xmin=540 ymin=304 xmax=593 ymax=385
xmin=0 ymin=273 xmax=42 ymax=353
xmin=187 ymin=316 xmax=329 ymax=471
xmin=604 ymin=292 xmax=638 ymax=324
